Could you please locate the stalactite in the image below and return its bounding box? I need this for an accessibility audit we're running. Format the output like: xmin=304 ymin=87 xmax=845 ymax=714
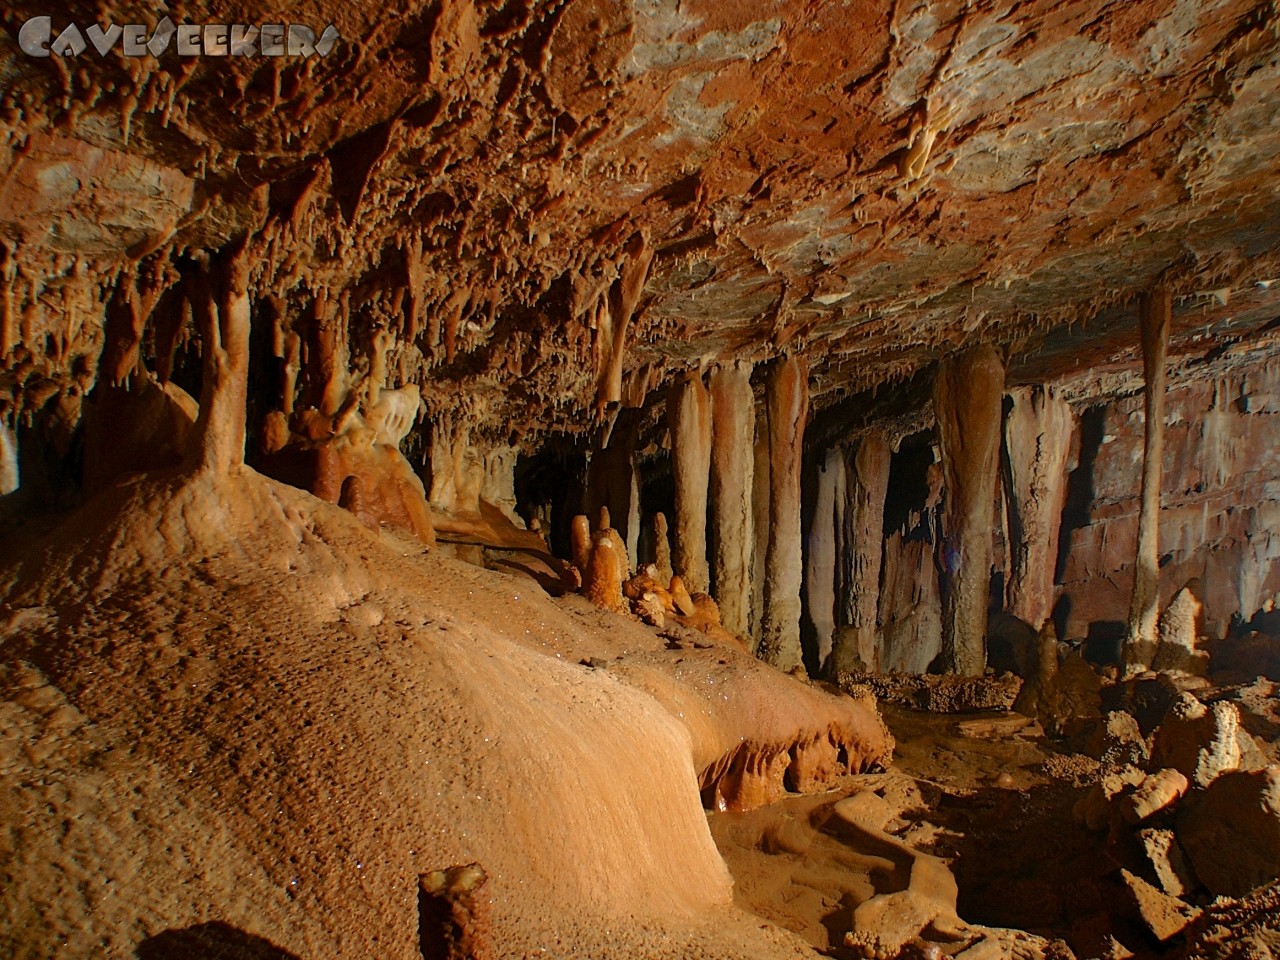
xmin=831 ymin=433 xmax=892 ymax=676
xmin=1002 ymin=385 xmax=1073 ymax=630
xmin=403 ymin=235 xmax=425 ymax=341
xmin=311 ymin=289 xmax=348 ymax=417
xmin=1 ymin=242 xmax=17 ymax=359
xmin=669 ymin=369 xmax=712 ymax=594
xmin=935 ymin=344 xmax=1005 ymax=676
xmin=596 ymin=234 xmax=654 ymax=412
xmin=760 ymin=355 xmax=809 ymax=673
xmin=101 ymin=258 xmax=173 ymax=387
xmin=1125 ymin=288 xmax=1173 ymax=675
xmin=709 ymin=360 xmax=755 ymax=639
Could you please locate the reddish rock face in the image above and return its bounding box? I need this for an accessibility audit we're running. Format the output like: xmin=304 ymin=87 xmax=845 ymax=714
xmin=1058 ymin=366 xmax=1280 ymax=644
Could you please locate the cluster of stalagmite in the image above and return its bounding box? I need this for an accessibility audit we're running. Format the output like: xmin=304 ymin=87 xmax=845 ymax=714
xmin=549 ymin=355 xmax=816 ymax=672
xmin=415 ymin=270 xmax=1196 ymax=694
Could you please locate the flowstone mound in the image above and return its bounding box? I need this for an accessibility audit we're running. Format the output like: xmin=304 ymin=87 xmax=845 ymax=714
xmin=0 ymin=469 xmax=836 ymax=960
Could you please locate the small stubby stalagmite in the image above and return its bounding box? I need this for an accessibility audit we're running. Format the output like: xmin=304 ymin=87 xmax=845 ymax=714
xmin=572 ymin=508 xmax=631 ymax=614
xmin=1003 ymin=385 xmax=1074 ymax=630
xmin=759 ymin=355 xmax=809 ymax=673
xmin=934 ymin=344 xmax=1005 ymax=676
xmin=418 ymin=863 xmax=493 ymax=960
xmin=670 ymin=370 xmax=713 ymax=594
xmin=830 ymin=432 xmax=891 ymax=676
xmin=709 ymin=360 xmax=755 ymax=640
xmin=1125 ymin=289 xmax=1173 ymax=676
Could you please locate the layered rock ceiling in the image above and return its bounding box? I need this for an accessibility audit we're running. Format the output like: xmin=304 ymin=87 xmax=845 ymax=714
xmin=3 ymin=0 xmax=1280 ymax=441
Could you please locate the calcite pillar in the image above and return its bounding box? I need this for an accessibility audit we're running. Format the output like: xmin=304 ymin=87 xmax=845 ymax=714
xmin=1124 ymin=289 xmax=1172 ymax=674
xmin=188 ymin=238 xmax=252 ymax=473
xmin=759 ymin=355 xmax=809 ymax=672
xmin=428 ymin=418 xmax=483 ymax=516
xmin=0 ymin=422 xmax=17 ymax=496
xmin=934 ymin=344 xmax=1005 ymax=676
xmin=750 ymin=407 xmax=770 ymax=645
xmin=709 ymin=361 xmax=755 ymax=638
xmin=669 ymin=370 xmax=712 ymax=593
xmin=830 ymin=432 xmax=891 ymax=675
xmin=806 ymin=447 xmax=844 ymax=666
xmin=1003 ymin=385 xmax=1074 ymax=629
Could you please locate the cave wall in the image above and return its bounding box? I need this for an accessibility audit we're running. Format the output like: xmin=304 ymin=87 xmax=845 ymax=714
xmin=1059 ymin=359 xmax=1280 ymax=647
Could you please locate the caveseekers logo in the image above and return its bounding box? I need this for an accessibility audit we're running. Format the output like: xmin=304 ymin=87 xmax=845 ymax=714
xmin=17 ymin=16 xmax=340 ymax=57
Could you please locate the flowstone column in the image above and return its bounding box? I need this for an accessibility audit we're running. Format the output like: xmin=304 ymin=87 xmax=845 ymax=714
xmin=1003 ymin=385 xmax=1073 ymax=630
xmin=806 ymin=447 xmax=844 ymax=667
xmin=935 ymin=344 xmax=1005 ymax=676
xmin=750 ymin=406 xmax=770 ymax=645
xmin=830 ymin=432 xmax=891 ymax=676
xmin=759 ymin=355 xmax=808 ymax=672
xmin=709 ymin=361 xmax=755 ymax=638
xmin=1124 ymin=289 xmax=1172 ymax=674
xmin=670 ymin=371 xmax=713 ymax=593
xmin=188 ymin=238 xmax=252 ymax=473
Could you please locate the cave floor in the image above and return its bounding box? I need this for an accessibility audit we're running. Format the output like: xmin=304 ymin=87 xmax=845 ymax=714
xmin=708 ymin=705 xmax=1173 ymax=960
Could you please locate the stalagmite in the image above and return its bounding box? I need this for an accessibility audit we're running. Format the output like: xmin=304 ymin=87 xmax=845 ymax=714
xmin=669 ymin=370 xmax=712 ymax=593
xmin=1125 ymin=289 xmax=1172 ymax=676
xmin=759 ymin=355 xmax=809 ymax=673
xmin=806 ymin=447 xmax=843 ymax=667
xmin=187 ymin=237 xmax=252 ymax=473
xmin=934 ymin=344 xmax=1005 ymax=676
xmin=583 ymin=529 xmax=628 ymax=614
xmin=830 ymin=432 xmax=891 ymax=676
xmin=570 ymin=514 xmax=592 ymax=577
xmin=1002 ymin=385 xmax=1073 ymax=630
xmin=417 ymin=863 xmax=493 ymax=960
xmin=586 ymin=411 xmax=639 ymax=553
xmin=652 ymin=511 xmax=673 ymax=585
xmin=709 ymin=361 xmax=755 ymax=638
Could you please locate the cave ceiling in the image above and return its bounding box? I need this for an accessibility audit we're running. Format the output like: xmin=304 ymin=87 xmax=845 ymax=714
xmin=3 ymin=0 xmax=1280 ymax=442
